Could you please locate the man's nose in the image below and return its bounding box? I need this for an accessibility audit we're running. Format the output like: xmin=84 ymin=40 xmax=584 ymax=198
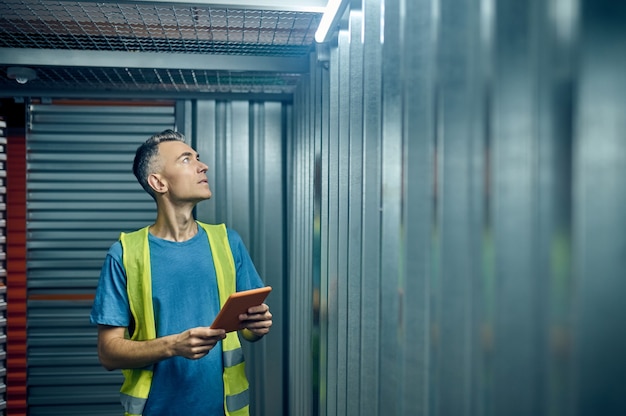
xmin=198 ymin=161 xmax=209 ymax=172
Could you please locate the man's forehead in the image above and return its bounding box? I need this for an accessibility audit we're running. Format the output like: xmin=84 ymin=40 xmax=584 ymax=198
xmin=158 ymin=140 xmax=195 ymax=157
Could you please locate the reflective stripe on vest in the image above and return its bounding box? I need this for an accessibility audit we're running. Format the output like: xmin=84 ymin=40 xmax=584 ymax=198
xmin=119 ymin=222 xmax=249 ymax=416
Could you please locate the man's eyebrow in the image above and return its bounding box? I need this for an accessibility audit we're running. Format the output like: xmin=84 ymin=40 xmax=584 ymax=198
xmin=177 ymin=151 xmax=199 ymax=160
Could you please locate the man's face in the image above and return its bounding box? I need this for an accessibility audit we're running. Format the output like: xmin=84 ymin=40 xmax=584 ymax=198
xmin=153 ymin=140 xmax=212 ymax=203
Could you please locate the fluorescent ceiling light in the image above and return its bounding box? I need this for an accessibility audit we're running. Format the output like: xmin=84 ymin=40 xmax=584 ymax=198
xmin=314 ymin=0 xmax=349 ymax=43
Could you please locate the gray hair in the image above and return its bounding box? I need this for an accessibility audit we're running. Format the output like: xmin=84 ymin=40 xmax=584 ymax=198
xmin=132 ymin=129 xmax=186 ymax=199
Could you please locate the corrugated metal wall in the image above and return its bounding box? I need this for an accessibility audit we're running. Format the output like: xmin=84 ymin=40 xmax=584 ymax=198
xmin=290 ymin=0 xmax=626 ymax=415
xmin=26 ymin=99 xmax=288 ymax=414
xmin=26 ymin=102 xmax=176 ymax=415
xmin=289 ymin=53 xmax=319 ymax=416
xmin=188 ymin=99 xmax=288 ymax=416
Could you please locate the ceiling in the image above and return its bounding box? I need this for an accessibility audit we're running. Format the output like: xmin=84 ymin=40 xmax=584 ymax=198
xmin=0 ymin=0 xmax=326 ymax=99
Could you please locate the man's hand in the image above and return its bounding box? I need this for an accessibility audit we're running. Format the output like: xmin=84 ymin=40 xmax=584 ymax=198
xmin=173 ymin=327 xmax=227 ymax=360
xmin=239 ymin=303 xmax=272 ymax=341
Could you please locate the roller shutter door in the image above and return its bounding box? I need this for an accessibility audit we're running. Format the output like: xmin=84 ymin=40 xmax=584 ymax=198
xmin=26 ymin=102 xmax=175 ymax=415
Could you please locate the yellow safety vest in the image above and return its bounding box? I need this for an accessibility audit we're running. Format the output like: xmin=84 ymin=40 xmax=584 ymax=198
xmin=119 ymin=222 xmax=250 ymax=416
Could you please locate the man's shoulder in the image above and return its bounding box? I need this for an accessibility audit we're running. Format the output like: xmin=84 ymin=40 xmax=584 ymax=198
xmin=106 ymin=240 xmax=123 ymax=261
xmin=226 ymin=227 xmax=242 ymax=241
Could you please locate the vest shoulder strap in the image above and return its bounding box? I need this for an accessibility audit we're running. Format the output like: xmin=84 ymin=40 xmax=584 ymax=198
xmin=120 ymin=226 xmax=156 ymax=341
xmin=197 ymin=222 xmax=236 ymax=306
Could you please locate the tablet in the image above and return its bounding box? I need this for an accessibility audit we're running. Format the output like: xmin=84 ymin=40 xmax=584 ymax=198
xmin=210 ymin=286 xmax=272 ymax=333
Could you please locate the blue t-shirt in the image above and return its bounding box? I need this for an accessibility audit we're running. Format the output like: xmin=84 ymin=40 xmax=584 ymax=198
xmin=90 ymin=225 xmax=264 ymax=415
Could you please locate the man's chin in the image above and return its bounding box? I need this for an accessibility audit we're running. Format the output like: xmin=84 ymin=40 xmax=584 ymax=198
xmin=191 ymin=193 xmax=212 ymax=204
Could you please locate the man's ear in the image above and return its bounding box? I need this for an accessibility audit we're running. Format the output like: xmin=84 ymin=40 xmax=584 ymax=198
xmin=147 ymin=173 xmax=167 ymax=195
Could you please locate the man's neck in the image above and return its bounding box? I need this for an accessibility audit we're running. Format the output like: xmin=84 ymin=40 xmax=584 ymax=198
xmin=150 ymin=203 xmax=198 ymax=242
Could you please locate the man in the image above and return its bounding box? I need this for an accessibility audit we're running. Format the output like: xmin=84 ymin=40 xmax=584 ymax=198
xmin=90 ymin=129 xmax=272 ymax=415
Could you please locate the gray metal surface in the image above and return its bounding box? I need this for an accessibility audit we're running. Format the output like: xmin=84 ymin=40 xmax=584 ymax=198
xmin=289 ymin=75 xmax=315 ymax=416
xmin=290 ymin=0 xmax=626 ymax=415
xmin=492 ymin=0 xmax=543 ymax=413
xmin=359 ymin=0 xmax=382 ymax=413
xmin=574 ymin=2 xmax=626 ymax=414
xmin=379 ymin=0 xmax=403 ymax=414
xmin=183 ymin=98 xmax=289 ymax=416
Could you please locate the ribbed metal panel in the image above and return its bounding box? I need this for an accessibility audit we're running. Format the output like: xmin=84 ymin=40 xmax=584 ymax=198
xmin=289 ymin=67 xmax=315 ymax=416
xmin=26 ymin=102 xmax=175 ymax=414
xmin=0 ymin=118 xmax=7 ymax=412
xmin=292 ymin=0 xmax=626 ymax=415
xmin=191 ymin=98 xmax=288 ymax=416
xmin=574 ymin=2 xmax=626 ymax=414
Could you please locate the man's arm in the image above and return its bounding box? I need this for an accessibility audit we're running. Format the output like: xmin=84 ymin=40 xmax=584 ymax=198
xmin=239 ymin=303 xmax=273 ymax=342
xmin=97 ymin=325 xmax=227 ymax=370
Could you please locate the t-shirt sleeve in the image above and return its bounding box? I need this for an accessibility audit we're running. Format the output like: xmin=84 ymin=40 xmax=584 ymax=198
xmin=90 ymin=241 xmax=132 ymax=327
xmin=227 ymin=228 xmax=265 ymax=292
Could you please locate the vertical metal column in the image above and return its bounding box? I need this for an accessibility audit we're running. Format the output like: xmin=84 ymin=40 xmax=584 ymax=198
xmin=379 ymin=0 xmax=403 ymax=413
xmin=574 ymin=2 xmax=626 ymax=415
xmin=400 ymin=0 xmax=436 ymax=414
xmin=436 ymin=0 xmax=484 ymax=415
xmin=492 ymin=0 xmax=543 ymax=414
xmin=360 ymin=0 xmax=383 ymax=414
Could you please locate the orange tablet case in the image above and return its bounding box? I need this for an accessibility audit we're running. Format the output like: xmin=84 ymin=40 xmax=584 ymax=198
xmin=210 ymin=286 xmax=272 ymax=332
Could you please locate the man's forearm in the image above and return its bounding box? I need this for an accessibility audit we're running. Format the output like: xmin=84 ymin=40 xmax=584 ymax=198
xmin=97 ymin=325 xmax=226 ymax=370
xmin=98 ymin=333 xmax=176 ymax=371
